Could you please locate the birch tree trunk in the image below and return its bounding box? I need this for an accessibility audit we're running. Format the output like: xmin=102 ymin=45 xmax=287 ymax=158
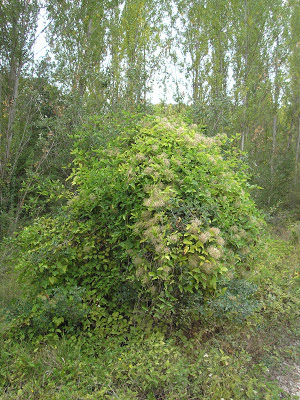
xmin=0 ymin=0 xmax=39 ymax=235
xmin=295 ymin=116 xmax=300 ymax=177
xmin=241 ymin=0 xmax=248 ymax=152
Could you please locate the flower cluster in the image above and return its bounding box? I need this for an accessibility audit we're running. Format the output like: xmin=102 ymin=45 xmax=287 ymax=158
xmin=183 ymin=133 xmax=215 ymax=148
xmin=207 ymin=246 xmax=223 ymax=260
xmin=136 ymin=153 xmax=146 ymax=161
xmin=198 ymin=231 xmax=211 ymax=244
xmin=184 ymin=220 xmax=226 ymax=272
xmin=157 ymin=152 xmax=170 ymax=167
xmin=143 ymin=186 xmax=174 ymax=209
xmin=187 ymin=218 xmax=202 ymax=235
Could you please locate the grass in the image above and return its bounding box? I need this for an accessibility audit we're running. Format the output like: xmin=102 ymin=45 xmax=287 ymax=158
xmin=0 ymin=222 xmax=299 ymax=399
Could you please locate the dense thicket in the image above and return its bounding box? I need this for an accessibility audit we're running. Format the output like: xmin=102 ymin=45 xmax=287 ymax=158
xmin=0 ymin=0 xmax=298 ymax=238
xmin=13 ymin=117 xmax=262 ymax=334
xmin=0 ymin=5 xmax=299 ymax=397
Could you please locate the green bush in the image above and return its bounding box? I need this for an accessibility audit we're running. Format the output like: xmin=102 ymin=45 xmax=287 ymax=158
xmin=5 ymin=287 xmax=88 ymax=338
xmin=15 ymin=116 xmax=263 ymax=332
xmin=208 ymin=277 xmax=261 ymax=323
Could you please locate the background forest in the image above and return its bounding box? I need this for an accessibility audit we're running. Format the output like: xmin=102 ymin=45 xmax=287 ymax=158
xmin=0 ymin=0 xmax=299 ymax=236
xmin=0 ymin=1 xmax=299 ymax=399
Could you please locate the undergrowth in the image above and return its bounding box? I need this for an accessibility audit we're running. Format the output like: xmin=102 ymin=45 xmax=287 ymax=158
xmin=0 ymin=222 xmax=299 ymax=399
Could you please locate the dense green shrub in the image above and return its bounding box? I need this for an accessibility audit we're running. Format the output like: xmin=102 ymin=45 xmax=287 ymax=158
xmin=6 ymin=287 xmax=88 ymax=337
xmin=208 ymin=278 xmax=261 ymax=323
xmin=15 ymin=116 xmax=263 ymax=331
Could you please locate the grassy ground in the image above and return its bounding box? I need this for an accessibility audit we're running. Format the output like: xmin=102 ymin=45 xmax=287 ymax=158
xmin=0 ymin=222 xmax=299 ymax=400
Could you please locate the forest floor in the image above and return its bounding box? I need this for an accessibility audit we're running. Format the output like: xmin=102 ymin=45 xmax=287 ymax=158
xmin=0 ymin=220 xmax=299 ymax=399
xmin=272 ymin=343 xmax=299 ymax=398
xmin=259 ymin=224 xmax=300 ymax=399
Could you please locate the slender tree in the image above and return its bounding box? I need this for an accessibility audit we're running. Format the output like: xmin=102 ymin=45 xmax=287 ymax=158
xmin=0 ymin=0 xmax=39 ymax=233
